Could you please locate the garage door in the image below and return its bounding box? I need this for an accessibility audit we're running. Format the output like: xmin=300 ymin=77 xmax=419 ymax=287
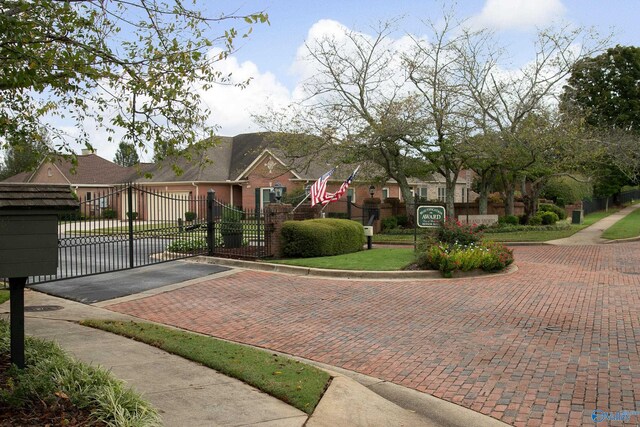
xmin=146 ymin=191 xmax=190 ymax=222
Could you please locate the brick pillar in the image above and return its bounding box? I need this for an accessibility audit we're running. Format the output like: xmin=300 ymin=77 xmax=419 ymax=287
xmin=264 ymin=203 xmax=294 ymax=258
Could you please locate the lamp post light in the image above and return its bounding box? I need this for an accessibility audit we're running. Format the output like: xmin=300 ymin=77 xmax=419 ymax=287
xmin=368 ymin=185 xmax=375 ymax=198
xmin=274 ymin=182 xmax=284 ymax=203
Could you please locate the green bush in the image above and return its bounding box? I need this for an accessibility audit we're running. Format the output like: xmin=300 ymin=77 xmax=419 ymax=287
xmin=437 ymin=218 xmax=483 ymax=246
xmin=0 ymin=320 xmax=160 ymax=425
xmin=418 ymin=241 xmax=514 ymax=277
xmin=381 ymin=216 xmax=398 ymax=231
xmin=396 ymin=215 xmax=409 ymax=228
xmin=538 ymin=203 xmax=566 ymax=220
xmin=528 ymin=215 xmax=542 ymax=225
xmin=185 ymin=211 xmax=197 ymax=221
xmin=126 ymin=211 xmax=138 ymax=220
xmin=498 ymin=215 xmax=519 ymax=226
xmin=280 ymin=219 xmax=365 ymax=258
xmin=167 ymin=237 xmax=208 ymax=252
xmin=537 ymin=211 xmax=559 ymax=225
xmin=102 ymin=209 xmax=117 ymax=219
xmin=222 ymin=206 xmax=243 ymax=222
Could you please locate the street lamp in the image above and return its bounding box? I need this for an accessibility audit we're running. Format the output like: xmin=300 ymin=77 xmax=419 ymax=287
xmin=274 ymin=182 xmax=284 ymax=203
xmin=368 ymin=185 xmax=375 ymax=198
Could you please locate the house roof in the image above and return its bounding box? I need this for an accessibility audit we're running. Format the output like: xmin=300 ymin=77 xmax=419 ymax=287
xmin=1 ymin=171 xmax=30 ymax=183
xmin=1 ymin=154 xmax=154 ymax=185
xmin=47 ymin=154 xmax=136 ymax=184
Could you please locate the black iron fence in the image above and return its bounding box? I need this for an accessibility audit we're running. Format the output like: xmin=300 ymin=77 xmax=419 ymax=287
xmin=29 ymin=185 xmax=210 ymax=284
xmin=582 ymin=188 xmax=640 ymax=215
xmin=207 ymin=192 xmax=271 ymax=259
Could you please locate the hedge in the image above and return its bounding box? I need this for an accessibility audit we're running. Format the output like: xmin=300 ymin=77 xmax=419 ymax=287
xmin=280 ymin=219 xmax=365 ymax=258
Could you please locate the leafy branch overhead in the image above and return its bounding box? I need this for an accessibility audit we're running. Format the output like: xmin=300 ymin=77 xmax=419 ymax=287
xmin=0 ymin=0 xmax=268 ymax=157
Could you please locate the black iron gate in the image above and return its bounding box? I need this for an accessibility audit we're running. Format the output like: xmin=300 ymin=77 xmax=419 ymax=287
xmin=207 ymin=191 xmax=271 ymax=259
xmin=30 ymin=184 xmax=211 ymax=284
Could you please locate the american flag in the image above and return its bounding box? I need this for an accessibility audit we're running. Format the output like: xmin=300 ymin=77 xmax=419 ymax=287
xmin=322 ymin=165 xmax=360 ymax=206
xmin=310 ymin=167 xmax=335 ymax=206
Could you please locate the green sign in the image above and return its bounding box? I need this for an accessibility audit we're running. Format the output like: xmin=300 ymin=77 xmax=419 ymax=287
xmin=416 ymin=205 xmax=446 ymax=228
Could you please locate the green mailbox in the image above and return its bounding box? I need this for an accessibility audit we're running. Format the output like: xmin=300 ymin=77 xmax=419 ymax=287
xmin=0 ymin=184 xmax=78 ymax=368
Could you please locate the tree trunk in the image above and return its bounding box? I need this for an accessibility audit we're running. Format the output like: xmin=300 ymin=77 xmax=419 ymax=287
xmin=445 ymin=176 xmax=456 ymax=219
xmin=504 ymin=184 xmax=515 ymax=216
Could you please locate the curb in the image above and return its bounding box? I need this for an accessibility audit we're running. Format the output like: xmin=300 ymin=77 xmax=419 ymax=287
xmin=189 ymin=256 xmax=519 ymax=280
xmin=602 ymin=235 xmax=640 ymax=244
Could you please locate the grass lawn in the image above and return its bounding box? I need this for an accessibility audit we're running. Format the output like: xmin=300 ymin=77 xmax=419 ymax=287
xmin=269 ymin=248 xmax=416 ymax=271
xmin=372 ymin=209 xmax=621 ymax=244
xmin=81 ymin=320 xmax=330 ymax=414
xmin=602 ymin=207 xmax=640 ymax=239
xmin=0 ymin=320 xmax=159 ymax=426
xmin=0 ymin=290 xmax=8 ymax=305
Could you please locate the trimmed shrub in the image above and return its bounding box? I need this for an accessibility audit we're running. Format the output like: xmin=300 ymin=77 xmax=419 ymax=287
xmin=167 ymin=237 xmax=208 ymax=253
xmin=185 ymin=211 xmax=197 ymax=221
xmin=437 ymin=218 xmax=483 ymax=246
xmin=381 ymin=216 xmax=398 ymax=231
xmin=102 ymin=209 xmax=117 ymax=219
xmin=396 ymin=215 xmax=409 ymax=228
xmin=498 ymin=215 xmax=519 ymax=226
xmin=528 ymin=215 xmax=543 ymax=226
xmin=538 ymin=203 xmax=566 ymax=220
xmin=538 ymin=211 xmax=559 ymax=225
xmin=126 ymin=211 xmax=138 ymax=220
xmin=280 ymin=219 xmax=365 ymax=258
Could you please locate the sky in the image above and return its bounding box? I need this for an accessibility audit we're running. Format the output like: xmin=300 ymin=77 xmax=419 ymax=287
xmin=62 ymin=0 xmax=640 ymax=161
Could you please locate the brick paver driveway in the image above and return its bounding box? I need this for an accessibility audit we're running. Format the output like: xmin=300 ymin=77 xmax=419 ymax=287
xmin=109 ymin=243 xmax=640 ymax=426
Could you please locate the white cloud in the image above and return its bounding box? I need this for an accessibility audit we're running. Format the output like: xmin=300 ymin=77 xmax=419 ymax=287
xmin=469 ymin=0 xmax=566 ymax=31
xmin=199 ymin=52 xmax=293 ymax=137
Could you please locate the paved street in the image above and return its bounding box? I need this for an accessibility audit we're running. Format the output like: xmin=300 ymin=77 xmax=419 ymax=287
xmin=107 ymin=243 xmax=640 ymax=426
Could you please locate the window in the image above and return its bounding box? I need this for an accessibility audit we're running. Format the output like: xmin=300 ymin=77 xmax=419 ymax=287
xmin=382 ymin=188 xmax=389 ymax=200
xmin=260 ymin=187 xmax=272 ymax=209
xmin=86 ymin=192 xmax=92 ymax=201
xmin=437 ymin=187 xmax=446 ymax=202
xmin=347 ymin=188 xmax=355 ymax=202
xmin=418 ymin=187 xmax=428 ymax=199
xmin=461 ymin=187 xmax=466 ymax=203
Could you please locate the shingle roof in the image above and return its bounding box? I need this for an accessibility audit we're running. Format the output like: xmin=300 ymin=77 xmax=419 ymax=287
xmin=50 ymin=154 xmax=135 ymax=184
xmin=0 ymin=184 xmax=79 ymax=211
xmin=1 ymin=171 xmax=30 ymax=183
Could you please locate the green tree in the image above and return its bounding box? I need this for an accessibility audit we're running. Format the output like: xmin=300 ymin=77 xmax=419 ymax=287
xmin=0 ymin=131 xmax=50 ymax=180
xmin=1 ymin=1 xmax=268 ymax=158
xmin=562 ymin=45 xmax=640 ymax=131
xmin=113 ymin=142 xmax=140 ymax=167
xmin=562 ymin=45 xmax=640 ymax=187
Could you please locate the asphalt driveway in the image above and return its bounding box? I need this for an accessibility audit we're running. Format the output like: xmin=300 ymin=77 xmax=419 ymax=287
xmin=30 ymin=261 xmax=229 ymax=304
xmin=107 ymin=243 xmax=640 ymax=426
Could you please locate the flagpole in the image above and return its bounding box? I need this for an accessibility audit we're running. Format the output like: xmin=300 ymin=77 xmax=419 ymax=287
xmin=291 ymin=193 xmax=310 ymax=212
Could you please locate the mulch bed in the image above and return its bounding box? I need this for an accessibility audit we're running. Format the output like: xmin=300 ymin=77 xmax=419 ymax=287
xmin=0 ymin=353 xmax=104 ymax=427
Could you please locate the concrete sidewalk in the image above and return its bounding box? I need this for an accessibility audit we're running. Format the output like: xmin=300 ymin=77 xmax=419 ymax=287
xmin=547 ymin=203 xmax=640 ymax=245
xmin=0 ymin=289 xmax=508 ymax=427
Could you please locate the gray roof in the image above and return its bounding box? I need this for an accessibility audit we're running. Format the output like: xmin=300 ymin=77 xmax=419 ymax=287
xmin=0 ymin=184 xmax=79 ymax=211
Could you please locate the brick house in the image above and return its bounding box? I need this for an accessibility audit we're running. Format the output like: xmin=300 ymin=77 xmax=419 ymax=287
xmin=2 ymin=133 xmax=475 ymax=219
xmin=138 ymin=133 xmax=475 ymax=211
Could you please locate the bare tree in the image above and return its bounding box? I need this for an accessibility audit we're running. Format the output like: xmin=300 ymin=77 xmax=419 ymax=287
xmin=458 ymin=23 xmax=610 ymax=215
xmin=256 ymin=22 xmax=430 ymax=214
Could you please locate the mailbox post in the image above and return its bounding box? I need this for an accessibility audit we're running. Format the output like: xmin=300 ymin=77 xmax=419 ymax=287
xmin=0 ymin=184 xmax=78 ymax=368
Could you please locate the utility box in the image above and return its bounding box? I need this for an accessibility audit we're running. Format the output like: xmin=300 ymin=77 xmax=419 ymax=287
xmin=0 ymin=184 xmax=78 ymax=277
xmin=571 ymin=209 xmax=583 ymax=225
xmin=363 ymin=226 xmax=374 ymax=236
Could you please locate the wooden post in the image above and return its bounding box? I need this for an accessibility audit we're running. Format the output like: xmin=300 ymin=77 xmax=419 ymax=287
xmin=9 ymin=277 xmax=27 ymax=369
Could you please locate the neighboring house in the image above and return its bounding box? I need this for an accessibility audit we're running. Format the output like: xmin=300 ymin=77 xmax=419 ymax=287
xmin=139 ymin=133 xmax=475 ymax=210
xmin=1 ymin=150 xmax=153 ymax=218
xmin=2 ymin=133 xmax=475 ymax=219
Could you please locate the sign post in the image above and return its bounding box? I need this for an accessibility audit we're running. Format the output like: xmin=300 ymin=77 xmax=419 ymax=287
xmin=416 ymin=205 xmax=446 ymax=228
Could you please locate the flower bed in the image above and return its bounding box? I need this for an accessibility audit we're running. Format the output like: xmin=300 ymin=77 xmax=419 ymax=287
xmin=417 ymin=241 xmax=514 ymax=277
